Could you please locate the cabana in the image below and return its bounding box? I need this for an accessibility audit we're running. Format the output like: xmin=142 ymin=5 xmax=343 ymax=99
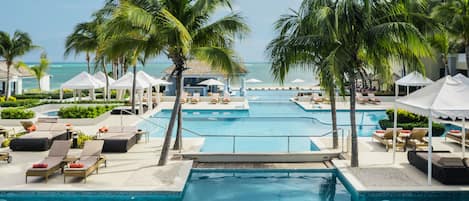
xmin=393 ymin=76 xmax=469 ymax=185
xmin=94 ymin=72 xmax=116 ymax=100
xmin=109 ymin=72 xmax=151 ymax=114
xmin=60 ymin=72 xmax=105 ymax=101
xmin=136 ymin=71 xmax=159 ymax=110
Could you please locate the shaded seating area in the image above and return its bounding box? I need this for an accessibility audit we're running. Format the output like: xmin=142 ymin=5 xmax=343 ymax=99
xmin=10 ymin=119 xmax=69 ymax=151
xmin=64 ymin=140 xmax=106 ymax=183
xmin=408 ymin=150 xmax=469 ymax=185
xmin=372 ymin=128 xmax=403 ymax=151
xmin=446 ymin=130 xmax=469 ymax=146
xmin=406 ymin=128 xmax=429 ymax=150
xmin=97 ymin=126 xmax=139 ymax=153
xmin=25 ymin=140 xmax=71 ymax=183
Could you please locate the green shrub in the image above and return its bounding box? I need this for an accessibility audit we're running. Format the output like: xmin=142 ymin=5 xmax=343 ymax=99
xmin=385 ymin=109 xmax=428 ymax=123
xmin=378 ymin=119 xmax=445 ymax=137
xmin=1 ymin=138 xmax=10 ymax=147
xmin=0 ymin=99 xmax=41 ymax=108
xmin=7 ymin=96 xmax=16 ymax=102
xmin=77 ymin=133 xmax=94 ymax=148
xmin=58 ymin=105 xmax=116 ymax=119
xmin=15 ymin=92 xmax=74 ymax=100
xmin=1 ymin=108 xmax=35 ymax=119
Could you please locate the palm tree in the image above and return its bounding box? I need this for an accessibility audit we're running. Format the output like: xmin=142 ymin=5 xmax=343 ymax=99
xmin=65 ymin=22 xmax=99 ymax=73
xmin=0 ymin=30 xmax=36 ymax=98
xmin=301 ymin=0 xmax=431 ymax=167
xmin=267 ymin=0 xmax=341 ymax=149
xmin=105 ymin=0 xmax=249 ymax=166
xmin=432 ymin=0 xmax=469 ymax=76
xmin=30 ymin=52 xmax=50 ymax=90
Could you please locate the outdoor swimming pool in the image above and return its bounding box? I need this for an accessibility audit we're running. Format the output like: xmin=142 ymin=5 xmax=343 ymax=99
xmin=140 ymin=102 xmax=386 ymax=152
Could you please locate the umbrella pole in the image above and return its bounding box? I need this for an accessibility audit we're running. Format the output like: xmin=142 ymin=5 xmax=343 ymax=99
xmin=463 ymin=118 xmax=466 ymax=158
xmin=428 ymin=111 xmax=433 ymax=185
xmin=393 ymin=84 xmax=398 ymax=164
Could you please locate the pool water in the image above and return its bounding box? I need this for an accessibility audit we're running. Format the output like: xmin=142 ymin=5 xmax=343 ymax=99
xmin=43 ymin=110 xmax=59 ymax=117
xmin=140 ymin=102 xmax=385 ymax=152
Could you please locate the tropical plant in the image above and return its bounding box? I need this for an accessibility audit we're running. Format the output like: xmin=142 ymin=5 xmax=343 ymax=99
xmin=104 ymin=0 xmax=249 ymax=166
xmin=285 ymin=0 xmax=431 ymax=167
xmin=432 ymin=0 xmax=469 ymax=76
xmin=267 ymin=0 xmax=341 ymax=148
xmin=30 ymin=52 xmax=50 ymax=90
xmin=0 ymin=30 xmax=36 ymax=98
xmin=65 ymin=22 xmax=99 ymax=73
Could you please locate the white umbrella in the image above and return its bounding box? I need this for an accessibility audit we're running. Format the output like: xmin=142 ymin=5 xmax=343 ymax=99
xmin=246 ymin=78 xmax=263 ymax=83
xmin=155 ymin=78 xmax=172 ymax=85
xmin=198 ymin=79 xmax=225 ymax=86
xmin=291 ymin=79 xmax=305 ymax=83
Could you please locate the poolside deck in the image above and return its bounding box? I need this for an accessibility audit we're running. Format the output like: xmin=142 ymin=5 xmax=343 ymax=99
xmin=332 ymin=137 xmax=469 ymax=192
xmin=158 ymin=101 xmax=249 ymax=110
xmin=0 ymin=138 xmax=203 ymax=192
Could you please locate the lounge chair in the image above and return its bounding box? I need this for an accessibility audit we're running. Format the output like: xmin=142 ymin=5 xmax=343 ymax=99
xmin=10 ymin=120 xmax=69 ymax=151
xmin=356 ymin=92 xmax=369 ymax=104
xmin=372 ymin=128 xmax=403 ymax=151
xmin=0 ymin=136 xmax=11 ymax=163
xmin=312 ymin=93 xmax=324 ymax=103
xmin=210 ymin=93 xmax=219 ymax=104
xmin=222 ymin=93 xmax=231 ymax=104
xmin=25 ymin=140 xmax=71 ymax=183
xmin=190 ymin=93 xmax=200 ymax=104
xmin=406 ymin=128 xmax=429 ymax=150
xmin=64 ymin=140 xmax=106 ymax=183
xmin=97 ymin=126 xmax=139 ymax=153
xmin=446 ymin=130 xmax=469 ymax=146
xmin=408 ymin=150 xmax=469 ymax=185
xmin=368 ymin=93 xmax=381 ymax=104
xmin=180 ymin=92 xmax=188 ymax=104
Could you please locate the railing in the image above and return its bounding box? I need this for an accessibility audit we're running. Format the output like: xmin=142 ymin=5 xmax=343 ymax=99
xmin=120 ymin=110 xmax=350 ymax=153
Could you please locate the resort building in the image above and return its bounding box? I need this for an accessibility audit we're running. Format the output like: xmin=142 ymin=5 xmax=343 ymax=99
xmin=162 ymin=60 xmax=248 ymax=96
xmin=0 ymin=61 xmax=34 ymax=96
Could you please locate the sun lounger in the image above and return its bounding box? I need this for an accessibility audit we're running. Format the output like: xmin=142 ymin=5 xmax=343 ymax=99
xmin=372 ymin=128 xmax=403 ymax=151
xmin=368 ymin=93 xmax=381 ymax=104
xmin=210 ymin=93 xmax=220 ymax=104
xmin=408 ymin=150 xmax=469 ymax=185
xmin=64 ymin=140 xmax=106 ymax=183
xmin=97 ymin=126 xmax=139 ymax=153
xmin=222 ymin=93 xmax=231 ymax=104
xmin=25 ymin=140 xmax=71 ymax=183
xmin=406 ymin=128 xmax=429 ymax=150
xmin=312 ymin=93 xmax=324 ymax=103
xmin=190 ymin=93 xmax=200 ymax=104
xmin=10 ymin=121 xmax=69 ymax=151
xmin=180 ymin=92 xmax=188 ymax=104
xmin=446 ymin=130 xmax=469 ymax=146
xmin=356 ymin=92 xmax=369 ymax=104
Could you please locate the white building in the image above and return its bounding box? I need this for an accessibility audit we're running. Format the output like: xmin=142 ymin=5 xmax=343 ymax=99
xmin=0 ymin=61 xmax=33 ymax=96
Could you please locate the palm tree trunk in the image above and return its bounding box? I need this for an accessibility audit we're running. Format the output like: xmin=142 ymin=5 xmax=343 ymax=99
xmin=350 ymin=73 xmax=359 ymax=167
xmin=465 ymin=46 xmax=469 ymax=77
xmin=131 ymin=64 xmax=137 ymax=113
xmin=102 ymin=61 xmax=110 ymax=101
xmin=5 ymin=62 xmax=11 ymax=99
xmin=86 ymin=52 xmax=91 ymax=73
xmin=330 ymin=87 xmax=338 ymax=149
xmin=158 ymin=65 xmax=183 ymax=166
xmin=173 ymin=105 xmax=183 ymax=150
xmin=443 ymin=54 xmax=449 ymax=76
xmin=38 ymin=79 xmax=41 ymax=91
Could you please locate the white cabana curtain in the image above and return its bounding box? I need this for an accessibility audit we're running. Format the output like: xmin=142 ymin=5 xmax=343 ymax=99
xmin=94 ymin=71 xmax=116 ymax=100
xmin=60 ymin=72 xmax=105 ymax=101
xmin=110 ymin=72 xmax=151 ymax=114
xmin=393 ymin=76 xmax=469 ymax=185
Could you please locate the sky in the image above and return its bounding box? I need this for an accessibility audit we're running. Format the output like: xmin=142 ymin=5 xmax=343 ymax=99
xmin=0 ymin=0 xmax=301 ymax=63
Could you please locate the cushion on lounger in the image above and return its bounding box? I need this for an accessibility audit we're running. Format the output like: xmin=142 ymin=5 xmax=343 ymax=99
xmin=401 ymin=130 xmax=411 ymax=133
xmin=450 ymin=130 xmax=461 ymax=133
xmin=32 ymin=163 xmax=48 ymax=168
xmin=438 ymin=157 xmax=465 ymax=167
xmin=69 ymin=163 xmax=84 ymax=168
xmin=27 ymin=125 xmax=37 ymax=132
xmin=375 ymin=130 xmax=385 ymax=133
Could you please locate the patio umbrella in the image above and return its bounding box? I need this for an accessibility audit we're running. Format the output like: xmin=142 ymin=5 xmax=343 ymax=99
xmin=246 ymin=78 xmax=263 ymax=83
xmin=198 ymin=79 xmax=225 ymax=93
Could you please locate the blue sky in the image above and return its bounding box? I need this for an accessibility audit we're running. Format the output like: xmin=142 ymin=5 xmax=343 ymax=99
xmin=0 ymin=0 xmax=301 ymax=63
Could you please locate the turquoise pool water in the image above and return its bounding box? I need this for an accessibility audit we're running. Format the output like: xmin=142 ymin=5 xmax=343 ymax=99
xmin=140 ymin=102 xmax=385 ymax=152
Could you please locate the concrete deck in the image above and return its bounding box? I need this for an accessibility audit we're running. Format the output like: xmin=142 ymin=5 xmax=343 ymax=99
xmin=0 ymin=138 xmax=204 ymax=192
xmin=333 ymin=137 xmax=469 ymax=192
xmin=294 ymin=101 xmax=393 ymax=111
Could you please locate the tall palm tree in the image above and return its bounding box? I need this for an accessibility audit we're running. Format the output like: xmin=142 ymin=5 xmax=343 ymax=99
xmin=0 ymin=30 xmax=36 ymax=98
xmin=267 ymin=0 xmax=342 ymax=149
xmin=30 ymin=52 xmax=50 ymax=90
xmin=64 ymin=22 xmax=99 ymax=73
xmin=105 ymin=0 xmax=249 ymax=166
xmin=303 ymin=0 xmax=431 ymax=167
xmin=432 ymin=0 xmax=469 ymax=76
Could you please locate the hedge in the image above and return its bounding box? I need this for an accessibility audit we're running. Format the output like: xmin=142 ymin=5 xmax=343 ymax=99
xmin=0 ymin=99 xmax=41 ymax=108
xmin=1 ymin=108 xmax=35 ymax=119
xmin=15 ymin=92 xmax=74 ymax=100
xmin=58 ymin=105 xmax=116 ymax=119
xmin=385 ymin=109 xmax=428 ymax=123
xmin=378 ymin=119 xmax=445 ymax=137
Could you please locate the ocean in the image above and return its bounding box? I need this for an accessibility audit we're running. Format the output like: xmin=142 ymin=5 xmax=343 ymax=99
xmin=22 ymin=62 xmax=318 ymax=90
